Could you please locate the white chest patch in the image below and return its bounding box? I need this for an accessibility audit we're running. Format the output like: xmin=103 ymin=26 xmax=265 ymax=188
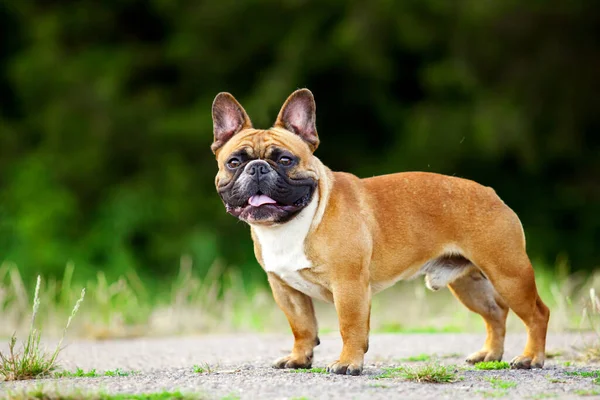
xmin=252 ymin=194 xmax=328 ymax=301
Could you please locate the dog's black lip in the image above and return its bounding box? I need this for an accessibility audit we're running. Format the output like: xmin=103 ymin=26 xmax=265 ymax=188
xmin=217 ymin=162 xmax=316 ymax=206
xmin=223 ymin=185 xmax=315 ymax=218
xmin=226 ymin=186 xmax=313 ymax=209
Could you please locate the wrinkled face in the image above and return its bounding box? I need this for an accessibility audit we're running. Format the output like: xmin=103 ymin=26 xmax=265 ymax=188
xmin=215 ymin=129 xmax=318 ymax=224
xmin=211 ymin=89 xmax=321 ymax=226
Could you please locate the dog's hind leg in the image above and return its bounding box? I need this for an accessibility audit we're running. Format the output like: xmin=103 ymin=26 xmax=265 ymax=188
xmin=449 ymin=267 xmax=509 ymax=364
xmin=471 ymin=251 xmax=550 ymax=369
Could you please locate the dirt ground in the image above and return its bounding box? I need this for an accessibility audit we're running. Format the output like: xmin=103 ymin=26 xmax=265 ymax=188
xmin=2 ymin=333 xmax=600 ymax=399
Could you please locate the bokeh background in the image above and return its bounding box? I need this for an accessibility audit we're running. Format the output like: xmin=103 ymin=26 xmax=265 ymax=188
xmin=1 ymin=0 xmax=598 ymax=289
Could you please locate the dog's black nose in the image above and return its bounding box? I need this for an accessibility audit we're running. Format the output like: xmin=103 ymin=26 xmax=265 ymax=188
xmin=246 ymin=160 xmax=271 ymax=177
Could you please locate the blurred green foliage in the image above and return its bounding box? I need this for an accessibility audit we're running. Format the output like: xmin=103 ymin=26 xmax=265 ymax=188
xmin=0 ymin=0 xmax=598 ymax=282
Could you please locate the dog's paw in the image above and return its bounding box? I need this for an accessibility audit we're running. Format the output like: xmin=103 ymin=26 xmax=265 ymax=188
xmin=466 ymin=349 xmax=503 ymax=364
xmin=510 ymin=354 xmax=544 ymax=369
xmin=273 ymin=353 xmax=313 ymax=369
xmin=326 ymin=360 xmax=363 ymax=376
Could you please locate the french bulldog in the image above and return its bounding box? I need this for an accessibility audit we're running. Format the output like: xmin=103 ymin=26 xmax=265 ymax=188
xmin=211 ymin=89 xmax=550 ymax=375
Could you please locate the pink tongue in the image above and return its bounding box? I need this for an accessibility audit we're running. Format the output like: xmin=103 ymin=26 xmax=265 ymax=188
xmin=248 ymin=194 xmax=277 ymax=207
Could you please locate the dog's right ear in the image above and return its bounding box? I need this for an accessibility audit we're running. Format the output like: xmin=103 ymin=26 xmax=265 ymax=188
xmin=211 ymin=93 xmax=252 ymax=154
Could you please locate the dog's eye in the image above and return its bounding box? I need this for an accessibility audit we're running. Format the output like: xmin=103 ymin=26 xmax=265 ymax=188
xmin=227 ymin=158 xmax=241 ymax=169
xmin=278 ymin=156 xmax=293 ymax=166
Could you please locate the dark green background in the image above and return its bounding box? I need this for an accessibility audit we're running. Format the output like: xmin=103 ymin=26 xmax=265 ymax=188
xmin=0 ymin=0 xmax=598 ymax=283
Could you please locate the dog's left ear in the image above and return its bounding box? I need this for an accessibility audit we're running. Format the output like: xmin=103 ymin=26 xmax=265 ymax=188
xmin=274 ymin=89 xmax=319 ymax=151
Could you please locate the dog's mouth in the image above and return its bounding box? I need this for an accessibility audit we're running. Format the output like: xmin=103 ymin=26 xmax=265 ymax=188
xmin=224 ymin=189 xmax=313 ymax=221
xmin=247 ymin=190 xmax=312 ymax=208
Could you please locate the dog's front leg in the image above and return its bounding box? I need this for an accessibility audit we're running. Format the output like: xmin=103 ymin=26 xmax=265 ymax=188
xmin=327 ymin=277 xmax=371 ymax=376
xmin=268 ymin=273 xmax=319 ymax=369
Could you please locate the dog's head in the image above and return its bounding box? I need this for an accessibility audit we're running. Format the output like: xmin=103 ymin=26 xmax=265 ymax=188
xmin=211 ymin=89 xmax=320 ymax=226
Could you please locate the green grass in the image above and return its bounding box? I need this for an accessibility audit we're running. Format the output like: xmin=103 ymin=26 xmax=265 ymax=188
xmin=545 ymin=349 xmax=563 ymax=359
xmin=564 ymin=370 xmax=600 ymax=385
xmin=376 ymin=323 xmax=462 ymax=334
xmin=1 ymin=260 xmax=600 ymax=343
xmin=287 ymin=367 xmax=327 ymax=374
xmin=527 ymin=394 xmax=558 ymax=399
xmin=486 ymin=377 xmax=516 ymax=389
xmin=565 ymin=370 xmax=600 ymax=378
xmin=54 ymin=368 xmax=100 ymax=378
xmin=574 ymin=389 xmax=600 ymax=396
xmin=219 ymin=395 xmax=240 ymax=400
xmin=368 ymin=383 xmax=389 ymax=388
xmin=401 ymin=353 xmax=432 ymax=362
xmin=441 ymin=353 xmax=462 ymax=359
xmin=1 ymin=261 xmax=598 ymax=339
xmin=103 ymin=368 xmax=132 ymax=377
xmin=479 ymin=390 xmax=508 ymax=398
xmin=478 ymin=377 xmax=516 ymax=398
xmin=5 ymin=388 xmax=202 ymax=400
xmin=0 ymin=276 xmax=85 ymax=381
xmin=546 ymin=375 xmax=566 ymax=384
xmin=54 ymin=367 xmax=132 ymax=378
xmin=0 ymin=263 xmax=279 ymax=340
xmin=376 ymin=363 xmax=458 ymax=383
xmin=474 ymin=361 xmax=510 ymax=370
xmin=399 ymin=353 xmax=461 ymax=362
xmin=563 ymin=361 xmax=573 ymax=367
xmin=193 ymin=363 xmax=214 ymax=374
xmin=575 ymin=288 xmax=600 ymax=361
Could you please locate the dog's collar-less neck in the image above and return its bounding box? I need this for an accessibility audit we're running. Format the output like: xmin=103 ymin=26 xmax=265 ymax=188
xmin=250 ymin=188 xmax=319 ymax=233
xmin=251 ymin=189 xmax=319 ymax=272
xmin=307 ymin=158 xmax=331 ymax=234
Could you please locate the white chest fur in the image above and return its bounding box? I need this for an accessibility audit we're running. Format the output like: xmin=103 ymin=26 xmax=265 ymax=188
xmin=252 ymin=193 xmax=327 ymax=301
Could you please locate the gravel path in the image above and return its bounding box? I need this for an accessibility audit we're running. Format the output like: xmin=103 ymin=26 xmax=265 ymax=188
xmin=2 ymin=333 xmax=599 ymax=399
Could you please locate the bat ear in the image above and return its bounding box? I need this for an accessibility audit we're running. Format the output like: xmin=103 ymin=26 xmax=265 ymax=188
xmin=274 ymin=89 xmax=319 ymax=151
xmin=211 ymin=92 xmax=252 ymax=154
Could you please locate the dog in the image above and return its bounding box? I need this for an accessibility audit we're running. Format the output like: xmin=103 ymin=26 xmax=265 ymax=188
xmin=210 ymin=88 xmax=550 ymax=375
